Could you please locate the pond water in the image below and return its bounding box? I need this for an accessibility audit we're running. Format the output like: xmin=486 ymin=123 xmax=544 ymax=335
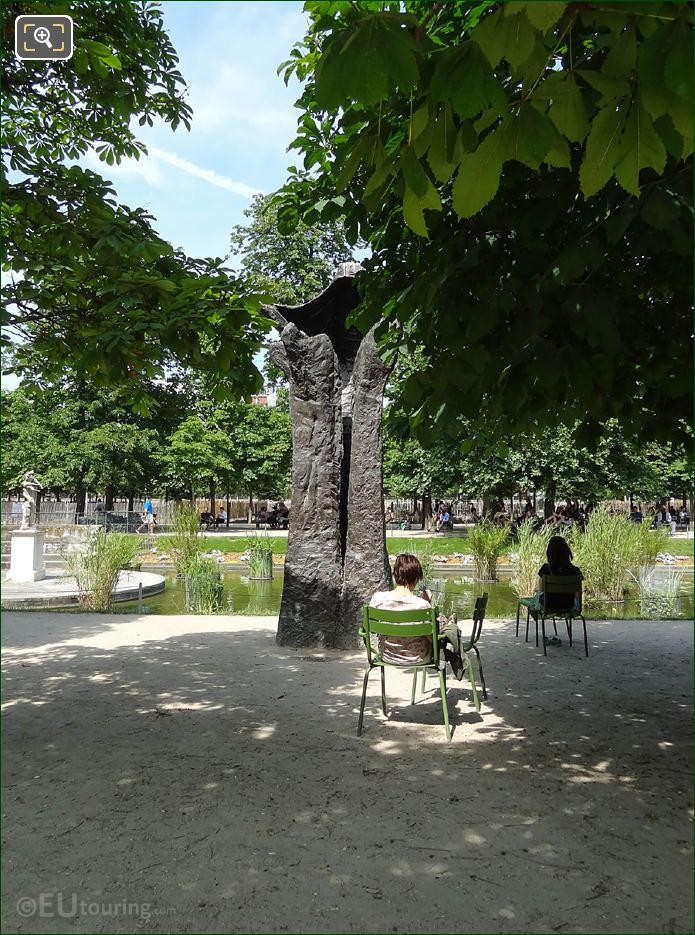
xmin=112 ymin=569 xmax=694 ymax=619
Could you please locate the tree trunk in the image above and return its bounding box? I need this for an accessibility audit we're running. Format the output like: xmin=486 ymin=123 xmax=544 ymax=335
xmin=189 ymin=482 xmax=195 ymax=505
xmin=422 ymin=492 xmax=432 ymax=528
xmin=544 ymin=481 xmax=556 ymax=518
xmin=127 ymin=488 xmax=135 ymax=512
xmin=53 ymin=488 xmax=62 ymax=502
xmin=75 ymin=484 xmax=87 ymax=516
xmin=226 ymin=493 xmax=231 ymax=528
xmin=210 ymin=480 xmax=216 ymax=517
xmin=105 ymin=484 xmax=115 ymax=510
xmin=248 ymin=492 xmax=254 ymax=524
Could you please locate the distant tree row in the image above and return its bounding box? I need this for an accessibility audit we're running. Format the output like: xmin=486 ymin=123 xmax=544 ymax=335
xmin=383 ymin=417 xmax=693 ymax=519
xmin=1 ymin=381 xmax=291 ymax=514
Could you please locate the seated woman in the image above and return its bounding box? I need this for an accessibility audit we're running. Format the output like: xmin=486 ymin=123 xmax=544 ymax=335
xmin=370 ymin=553 xmax=464 ymax=677
xmin=522 ymin=536 xmax=583 ymax=645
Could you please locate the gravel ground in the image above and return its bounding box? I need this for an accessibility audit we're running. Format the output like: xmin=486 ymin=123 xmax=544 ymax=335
xmin=2 ymin=611 xmax=692 ymax=934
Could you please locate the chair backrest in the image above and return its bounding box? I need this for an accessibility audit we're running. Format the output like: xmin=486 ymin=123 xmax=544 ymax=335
xmin=362 ymin=606 xmax=439 ymax=665
xmin=462 ymin=593 xmax=489 ymax=648
xmin=541 ymin=575 xmax=582 ymax=613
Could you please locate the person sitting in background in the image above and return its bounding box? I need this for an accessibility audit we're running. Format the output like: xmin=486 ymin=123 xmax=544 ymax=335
xmin=199 ymin=510 xmax=213 ymax=528
xmin=436 ymin=507 xmax=451 ymax=531
xmin=629 ymin=505 xmax=643 ymax=523
xmin=522 ymin=536 xmax=583 ymax=646
xmin=215 ymin=508 xmax=227 ymax=528
xmin=94 ymin=498 xmax=105 ymax=514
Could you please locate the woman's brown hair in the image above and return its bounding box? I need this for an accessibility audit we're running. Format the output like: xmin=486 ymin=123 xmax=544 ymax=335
xmin=393 ymin=553 xmax=423 ymax=588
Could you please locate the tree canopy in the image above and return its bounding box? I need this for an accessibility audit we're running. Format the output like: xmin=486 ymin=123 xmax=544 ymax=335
xmin=2 ymin=0 xmax=271 ymax=411
xmin=277 ymin=0 xmax=693 ymax=445
xmin=230 ymin=192 xmax=355 ymax=306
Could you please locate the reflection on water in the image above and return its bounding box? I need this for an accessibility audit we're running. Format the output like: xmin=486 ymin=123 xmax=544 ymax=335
xmin=113 ymin=569 xmax=693 ymax=619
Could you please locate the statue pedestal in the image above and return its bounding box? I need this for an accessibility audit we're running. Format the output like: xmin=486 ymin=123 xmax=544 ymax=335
xmin=7 ymin=529 xmax=46 ymax=582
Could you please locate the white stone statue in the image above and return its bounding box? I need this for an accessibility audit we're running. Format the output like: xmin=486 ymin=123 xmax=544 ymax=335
xmin=20 ymin=471 xmax=42 ymax=530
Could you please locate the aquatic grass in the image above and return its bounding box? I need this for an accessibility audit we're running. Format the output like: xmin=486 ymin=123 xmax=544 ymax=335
xmin=62 ymin=528 xmax=140 ymax=611
xmin=183 ymin=552 xmax=223 ymax=613
xmin=466 ymin=520 xmax=509 ymax=580
xmin=510 ymin=522 xmax=553 ymax=598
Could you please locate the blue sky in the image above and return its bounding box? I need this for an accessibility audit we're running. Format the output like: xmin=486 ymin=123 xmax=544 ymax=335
xmin=87 ymin=0 xmax=308 ymax=261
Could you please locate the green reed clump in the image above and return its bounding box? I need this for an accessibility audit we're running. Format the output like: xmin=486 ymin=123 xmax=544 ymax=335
xmin=510 ymin=522 xmax=552 ymax=598
xmin=62 ymin=529 xmax=139 ymax=611
xmin=244 ymin=532 xmax=274 ymax=578
xmin=160 ymin=504 xmax=203 ymax=576
xmin=466 ymin=520 xmax=509 ymax=580
xmin=183 ymin=552 xmax=223 ymax=613
xmin=570 ymin=505 xmax=670 ymax=602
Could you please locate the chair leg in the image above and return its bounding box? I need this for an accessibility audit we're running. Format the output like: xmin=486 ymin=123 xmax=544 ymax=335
xmin=525 ymin=608 xmax=530 ymax=643
xmin=567 ymin=617 xmax=573 ymax=647
xmin=464 ymin=654 xmax=480 ymax=712
xmin=421 ymin=668 xmax=427 ymax=691
xmin=581 ymin=615 xmax=588 ymax=656
xmin=541 ymin=615 xmax=547 ymax=655
xmin=357 ymin=666 xmax=372 ymax=736
xmin=380 ymin=666 xmax=387 ymax=716
xmin=437 ymin=669 xmax=451 ymax=741
xmin=516 ymin=602 xmax=520 ymax=637
xmin=553 ymin=617 xmax=558 ymax=636
xmin=473 ymin=646 xmax=487 ymax=699
xmin=411 ymin=670 xmax=418 ymax=705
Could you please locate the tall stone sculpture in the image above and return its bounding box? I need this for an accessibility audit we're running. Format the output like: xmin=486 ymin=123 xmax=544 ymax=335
xmin=268 ymin=263 xmax=391 ymax=648
xmin=20 ymin=470 xmax=42 ymax=529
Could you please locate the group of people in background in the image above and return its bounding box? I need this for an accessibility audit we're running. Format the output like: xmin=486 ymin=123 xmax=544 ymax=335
xmin=258 ymin=500 xmax=289 ymax=529
xmin=199 ymin=507 xmax=228 ymax=529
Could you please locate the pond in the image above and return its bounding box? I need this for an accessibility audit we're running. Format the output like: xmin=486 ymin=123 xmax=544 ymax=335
xmin=112 ymin=569 xmax=694 ymax=620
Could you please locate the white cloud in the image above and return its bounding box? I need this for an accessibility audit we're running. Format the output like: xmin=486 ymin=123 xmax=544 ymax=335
xmin=83 ymin=149 xmax=164 ymax=186
xmin=147 ymin=146 xmax=263 ymax=197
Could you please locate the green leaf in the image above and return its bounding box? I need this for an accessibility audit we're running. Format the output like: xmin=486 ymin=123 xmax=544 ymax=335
xmin=602 ymin=26 xmax=637 ymax=79
xmin=579 ymin=100 xmax=629 ymax=198
xmin=640 ymin=188 xmax=681 ymax=231
xmin=410 ymin=101 xmax=429 ymax=141
xmin=335 ymin=139 xmax=365 ymax=192
xmin=614 ymin=102 xmax=667 ymax=196
xmin=402 ymin=186 xmax=428 ymax=237
xmin=452 ymin=123 xmax=510 ymax=218
xmin=664 ymin=23 xmax=692 ymax=98
xmin=577 ymin=70 xmax=630 ymax=105
xmin=315 ymin=14 xmax=419 ymax=108
xmin=473 ymin=8 xmax=535 ymax=72
xmin=653 ymin=113 xmax=683 ymax=160
xmin=427 ymin=103 xmax=458 ymax=183
xmin=510 ymin=1 xmax=567 ymax=32
xmin=540 ymin=73 xmax=589 ymax=143
xmin=400 ymin=148 xmax=429 ymax=198
xmin=431 ymin=43 xmax=507 ymax=121
xmin=508 ymin=104 xmax=556 ymax=169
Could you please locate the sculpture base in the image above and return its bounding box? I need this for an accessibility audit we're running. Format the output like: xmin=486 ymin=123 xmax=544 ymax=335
xmin=7 ymin=529 xmax=46 ymax=582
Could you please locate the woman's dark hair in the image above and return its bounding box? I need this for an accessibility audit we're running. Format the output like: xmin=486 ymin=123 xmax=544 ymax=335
xmin=546 ymin=535 xmax=574 ymax=570
xmin=393 ymin=553 xmax=423 ymax=588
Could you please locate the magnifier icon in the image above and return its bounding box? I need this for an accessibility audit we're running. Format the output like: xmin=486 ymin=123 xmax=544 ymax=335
xmin=33 ymin=26 xmax=53 ymax=49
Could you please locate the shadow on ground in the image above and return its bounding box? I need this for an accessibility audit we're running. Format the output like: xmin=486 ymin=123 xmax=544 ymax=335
xmin=1 ymin=612 xmax=692 ymax=934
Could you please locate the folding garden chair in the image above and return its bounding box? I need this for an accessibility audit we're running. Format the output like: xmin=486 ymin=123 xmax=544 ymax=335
xmin=531 ymin=575 xmax=588 ymax=657
xmin=357 ymin=606 xmax=453 ymax=740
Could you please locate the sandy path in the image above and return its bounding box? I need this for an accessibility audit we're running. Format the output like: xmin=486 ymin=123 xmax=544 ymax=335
xmin=2 ymin=612 xmax=692 ymax=934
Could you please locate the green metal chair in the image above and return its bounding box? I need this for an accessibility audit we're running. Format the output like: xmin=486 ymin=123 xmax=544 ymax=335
xmin=530 ymin=575 xmax=588 ymax=657
xmin=357 ymin=605 xmax=453 ymax=741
